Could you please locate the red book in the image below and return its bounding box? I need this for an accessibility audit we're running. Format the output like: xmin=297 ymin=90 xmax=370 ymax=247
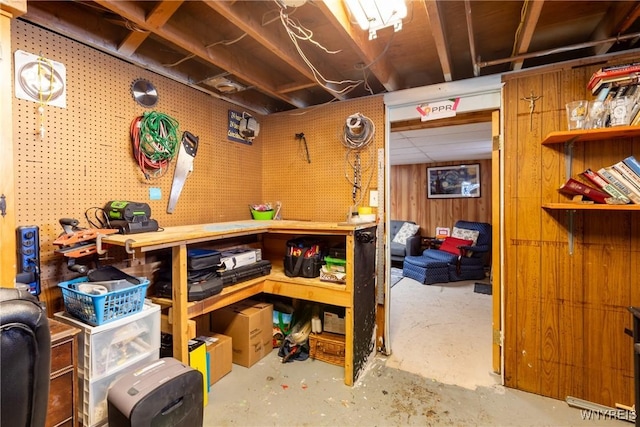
xmin=588 ymin=62 xmax=640 ymax=90
xmin=558 ymin=178 xmax=621 ymax=204
xmin=580 ymin=169 xmax=630 ymax=204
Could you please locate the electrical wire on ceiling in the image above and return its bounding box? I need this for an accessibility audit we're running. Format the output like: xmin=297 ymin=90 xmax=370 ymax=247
xmin=286 ymin=98 xmax=338 ymax=116
xmin=130 ymin=111 xmax=180 ymax=180
xmin=262 ymin=4 xmax=298 ymax=26
xmin=510 ymin=0 xmax=530 ymax=58
xmin=341 ymin=113 xmax=376 ymax=207
xmin=277 ymin=4 xmax=364 ymax=96
xmin=163 ymin=32 xmax=248 ymax=68
xmin=353 ymin=31 xmax=396 ymax=95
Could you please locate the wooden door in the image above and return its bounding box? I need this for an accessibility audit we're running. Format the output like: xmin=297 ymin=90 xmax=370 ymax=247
xmin=491 ymin=110 xmax=502 ymax=374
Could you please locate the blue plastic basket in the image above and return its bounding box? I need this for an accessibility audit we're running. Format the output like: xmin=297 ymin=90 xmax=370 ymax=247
xmin=58 ymin=276 xmax=149 ymax=326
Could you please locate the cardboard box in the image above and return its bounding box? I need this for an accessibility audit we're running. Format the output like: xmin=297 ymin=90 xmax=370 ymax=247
xmin=210 ymin=299 xmax=273 ymax=367
xmin=323 ymin=310 xmax=345 ymax=335
xmin=220 ymin=248 xmax=261 ymax=270
xmin=197 ymin=333 xmax=232 ymax=386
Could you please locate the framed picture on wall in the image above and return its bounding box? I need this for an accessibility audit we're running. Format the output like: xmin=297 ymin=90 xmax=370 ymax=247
xmin=427 ymin=164 xmax=481 ymax=199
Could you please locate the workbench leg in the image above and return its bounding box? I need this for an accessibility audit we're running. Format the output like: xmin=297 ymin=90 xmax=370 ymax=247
xmin=344 ymin=307 xmax=353 ymax=386
xmin=172 ymin=244 xmax=189 ymax=363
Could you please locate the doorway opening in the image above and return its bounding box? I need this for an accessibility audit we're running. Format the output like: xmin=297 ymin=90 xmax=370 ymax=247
xmin=382 ymin=76 xmax=503 ymax=389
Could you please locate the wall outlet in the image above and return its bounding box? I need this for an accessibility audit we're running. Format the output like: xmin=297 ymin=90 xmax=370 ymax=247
xmin=369 ymin=190 xmax=378 ymax=207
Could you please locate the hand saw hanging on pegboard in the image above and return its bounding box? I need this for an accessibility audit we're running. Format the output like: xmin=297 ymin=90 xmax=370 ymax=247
xmin=167 ymin=131 xmax=199 ymax=213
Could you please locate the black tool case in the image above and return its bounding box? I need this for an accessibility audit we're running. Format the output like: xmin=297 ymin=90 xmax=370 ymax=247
xmin=218 ymin=260 xmax=272 ymax=286
xmin=155 ymin=269 xmax=223 ymax=302
xmin=187 ymin=249 xmax=221 ymax=270
xmin=188 ymin=276 xmax=223 ymax=301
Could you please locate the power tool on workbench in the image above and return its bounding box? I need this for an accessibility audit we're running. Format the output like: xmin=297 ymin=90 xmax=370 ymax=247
xmin=105 ymin=201 xmax=159 ymax=234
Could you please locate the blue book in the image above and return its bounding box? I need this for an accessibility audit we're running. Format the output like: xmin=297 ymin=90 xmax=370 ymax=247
xmin=623 ymin=155 xmax=640 ymax=178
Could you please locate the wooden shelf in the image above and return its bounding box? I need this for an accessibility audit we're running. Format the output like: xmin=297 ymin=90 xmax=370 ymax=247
xmin=542 ymin=203 xmax=640 ymax=211
xmin=150 ymin=265 xmax=351 ymax=320
xmin=541 ymin=125 xmax=640 ymax=145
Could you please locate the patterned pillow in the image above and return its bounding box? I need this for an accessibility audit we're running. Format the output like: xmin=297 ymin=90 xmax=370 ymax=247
xmin=392 ymin=222 xmax=420 ymax=245
xmin=439 ymin=236 xmax=473 ymax=255
xmin=452 ymin=227 xmax=480 ymax=246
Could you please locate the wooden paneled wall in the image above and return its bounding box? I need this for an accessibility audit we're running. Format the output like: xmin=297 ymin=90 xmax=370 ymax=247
xmin=390 ymin=159 xmax=492 ymax=236
xmin=503 ymin=56 xmax=640 ymax=407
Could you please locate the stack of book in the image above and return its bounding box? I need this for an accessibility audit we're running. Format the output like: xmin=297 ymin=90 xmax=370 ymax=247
xmin=588 ymin=62 xmax=640 ymax=97
xmin=587 ymin=62 xmax=640 ymax=126
xmin=559 ymin=155 xmax=640 ymax=204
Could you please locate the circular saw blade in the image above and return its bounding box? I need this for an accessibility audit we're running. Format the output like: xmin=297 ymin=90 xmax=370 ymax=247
xmin=131 ymin=78 xmax=158 ymax=108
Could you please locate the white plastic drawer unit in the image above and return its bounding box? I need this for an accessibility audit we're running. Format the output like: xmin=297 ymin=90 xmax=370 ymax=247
xmin=79 ymin=351 xmax=158 ymax=427
xmin=55 ymin=301 xmax=161 ymax=379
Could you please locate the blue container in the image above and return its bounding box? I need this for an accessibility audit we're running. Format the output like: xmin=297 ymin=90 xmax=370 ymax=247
xmin=58 ymin=276 xmax=149 ymax=326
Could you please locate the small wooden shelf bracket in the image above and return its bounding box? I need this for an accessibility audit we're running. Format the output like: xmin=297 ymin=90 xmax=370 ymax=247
xmin=564 ymin=137 xmax=577 ymax=255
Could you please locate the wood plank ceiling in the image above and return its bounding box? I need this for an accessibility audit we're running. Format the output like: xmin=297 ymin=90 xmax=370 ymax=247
xmin=19 ymin=1 xmax=640 ymax=116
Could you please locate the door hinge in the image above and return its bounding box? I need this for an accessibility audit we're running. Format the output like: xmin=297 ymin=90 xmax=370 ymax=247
xmin=493 ymin=328 xmax=503 ymax=346
xmin=492 ymin=134 xmax=503 ymax=151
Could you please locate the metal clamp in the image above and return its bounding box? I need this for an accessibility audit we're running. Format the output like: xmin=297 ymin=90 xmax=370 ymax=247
xmin=95 ymin=233 xmax=108 ymax=255
xmin=124 ymin=239 xmax=135 ymax=255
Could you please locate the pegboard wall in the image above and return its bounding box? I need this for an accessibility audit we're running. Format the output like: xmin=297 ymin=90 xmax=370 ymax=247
xmin=11 ymin=21 xmax=386 ymax=304
xmin=12 ymin=21 xmax=262 ymax=294
xmin=262 ymin=98 xmax=384 ymax=222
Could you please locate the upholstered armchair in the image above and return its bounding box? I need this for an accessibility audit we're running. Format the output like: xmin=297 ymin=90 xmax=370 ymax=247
xmin=0 ymin=288 xmax=51 ymax=427
xmin=389 ymin=220 xmax=422 ymax=265
xmin=403 ymin=220 xmax=491 ymax=285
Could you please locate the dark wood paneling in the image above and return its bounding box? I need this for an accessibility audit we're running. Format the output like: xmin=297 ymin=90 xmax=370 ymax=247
xmin=390 ymin=159 xmax=492 ymax=236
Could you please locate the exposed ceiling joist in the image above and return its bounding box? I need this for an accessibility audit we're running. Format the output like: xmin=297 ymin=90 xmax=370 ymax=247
xmin=20 ymin=0 xmax=640 ymax=121
xmin=591 ymin=2 xmax=640 ymax=56
xmin=94 ymin=0 xmax=308 ymax=109
xmin=317 ymin=0 xmax=403 ymax=92
xmin=464 ymin=0 xmax=479 ymax=77
xmin=510 ymin=0 xmax=544 ymax=71
xmin=423 ymin=0 xmax=453 ymax=82
xmin=203 ymin=0 xmax=346 ymax=101
xmin=117 ymin=0 xmax=182 ymax=56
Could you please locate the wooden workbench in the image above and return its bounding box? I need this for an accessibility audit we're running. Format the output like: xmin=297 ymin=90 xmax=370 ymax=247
xmin=101 ymin=220 xmax=377 ymax=385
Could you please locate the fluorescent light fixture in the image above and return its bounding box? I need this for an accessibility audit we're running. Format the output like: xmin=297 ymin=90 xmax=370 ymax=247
xmin=344 ymin=0 xmax=407 ymax=40
xmin=202 ymin=76 xmax=246 ymax=93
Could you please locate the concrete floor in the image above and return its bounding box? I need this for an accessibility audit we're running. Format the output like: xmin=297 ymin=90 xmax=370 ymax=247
xmin=203 ymin=277 xmax=626 ymax=426
xmin=387 ymin=276 xmax=498 ymax=390
xmin=204 ymin=353 xmax=624 ymax=426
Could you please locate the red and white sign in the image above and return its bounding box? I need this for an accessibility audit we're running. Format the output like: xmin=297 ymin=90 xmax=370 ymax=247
xmin=416 ymin=98 xmax=460 ymax=121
